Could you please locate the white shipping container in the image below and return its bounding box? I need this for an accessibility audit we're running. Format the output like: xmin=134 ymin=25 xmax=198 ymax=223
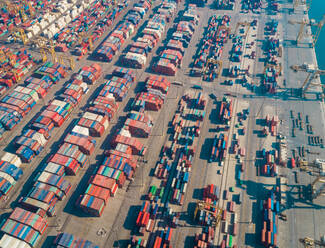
xmin=37 ymin=171 xmax=52 ymax=183
xmin=1 ymin=153 xmax=22 ymax=167
xmin=44 ymin=162 xmax=63 ymax=174
xmin=51 ymin=100 xmax=68 ymax=108
xmin=143 ymin=28 xmax=162 ymax=38
xmin=0 ymin=172 xmax=16 ymax=185
xmin=232 ymin=213 xmax=238 ymax=223
xmin=182 ymin=182 xmax=187 ymax=193
xmin=23 ymin=197 xmax=50 ymax=211
xmin=119 ymin=128 xmax=131 ymax=138
xmin=115 ymin=143 xmax=129 ymax=153
xmin=171 ymin=178 xmax=176 ymax=188
xmin=70 ymin=11 xmax=77 ymax=19
xmin=80 ymin=82 xmax=88 ymax=93
xmin=64 ymin=15 xmax=71 ymax=24
xmin=125 ymin=52 xmax=147 ymax=65
xmin=0 ymin=234 xmax=32 ymax=248
xmin=146 ymin=219 xmax=152 ymax=231
xmin=14 ymin=87 xmax=39 ymax=102
xmin=103 ymin=93 xmax=115 ymax=102
xmin=31 ymin=132 xmax=47 ymax=146
xmin=26 ymin=32 xmax=33 ymax=40
xmin=83 ymin=112 xmax=99 ymax=121
xmin=46 ymin=31 xmax=54 ymax=39
xmin=72 ymin=125 xmax=90 ymax=137
xmin=223 ymin=221 xmax=228 ymax=233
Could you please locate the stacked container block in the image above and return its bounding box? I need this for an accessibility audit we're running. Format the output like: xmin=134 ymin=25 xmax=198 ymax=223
xmin=152 ymin=5 xmax=199 ymax=76
xmin=0 ymin=47 xmax=35 ymax=96
xmin=122 ymin=2 xmax=177 ymax=69
xmin=94 ymin=0 xmax=152 ymax=62
xmin=53 ymin=232 xmax=99 ymax=248
xmin=0 ymin=62 xmax=66 ymax=137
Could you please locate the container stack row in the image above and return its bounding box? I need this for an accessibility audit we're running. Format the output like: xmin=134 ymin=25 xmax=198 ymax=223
xmin=260 ymin=149 xmax=279 ymax=177
xmin=215 ymin=0 xmax=235 ymax=10
xmin=218 ymin=96 xmax=233 ymax=124
xmin=265 ymin=20 xmax=278 ymax=36
xmin=78 ymin=75 xmax=170 ymax=217
xmin=13 ymin=63 xmax=102 ymax=163
xmin=0 ymin=207 xmax=49 ymax=248
xmin=192 ymin=15 xmax=230 ymax=80
xmin=53 ymin=232 xmax=99 ymax=248
xmin=265 ymin=114 xmax=278 ymax=136
xmin=210 ymin=133 xmax=228 ymax=163
xmin=132 ymin=75 xmax=170 ymax=112
xmin=260 ymin=189 xmax=279 ymax=247
xmin=147 ymin=227 xmax=173 ymax=248
xmin=101 ymin=67 xmax=136 ymax=102
xmin=55 ymin=1 xmax=125 ymax=50
xmin=261 ymin=21 xmax=281 ymax=94
xmin=94 ymin=0 xmax=152 ymax=62
xmin=193 ymin=226 xmax=215 ymax=248
xmin=162 ymin=92 xmax=206 ymax=206
xmin=135 ymin=200 xmax=158 ymax=234
xmin=241 ymin=0 xmax=262 ymax=12
xmin=0 ymin=153 xmax=23 ymax=199
xmin=230 ymin=35 xmax=243 ymax=63
xmin=0 ymin=47 xmax=35 ymax=96
xmin=0 ymin=62 xmax=67 ymax=138
xmin=152 ymin=4 xmax=199 ymax=76
xmin=23 ymin=0 xmax=110 ymax=41
xmin=121 ymin=1 xmax=178 ymax=69
xmin=128 ymin=90 xmax=207 ymax=247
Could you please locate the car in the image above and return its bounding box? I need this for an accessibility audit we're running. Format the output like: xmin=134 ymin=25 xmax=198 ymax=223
xmin=190 ymin=69 xmax=202 ymax=77
xmin=172 ymin=81 xmax=183 ymax=86
xmin=209 ymin=93 xmax=217 ymax=100
xmin=225 ymin=93 xmax=237 ymax=97
xmin=192 ymin=84 xmax=202 ymax=90
xmin=298 ymin=112 xmax=302 ymax=120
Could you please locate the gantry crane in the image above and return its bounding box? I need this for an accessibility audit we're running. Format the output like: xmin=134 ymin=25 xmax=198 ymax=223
xmin=203 ymin=58 xmax=222 ymax=78
xmin=0 ymin=1 xmax=17 ymax=15
xmin=289 ymin=14 xmax=325 ymax=47
xmin=291 ymin=63 xmax=325 ymax=97
xmin=11 ymin=27 xmax=28 ymax=45
xmin=234 ymin=21 xmax=251 ymax=37
xmin=264 ymin=62 xmax=282 ymax=76
xmin=294 ymin=0 xmax=311 ymax=11
xmin=0 ymin=49 xmax=15 ymax=66
xmin=58 ymin=55 xmax=75 ymax=70
xmin=300 ymin=236 xmax=325 ymax=247
xmin=36 ymin=37 xmax=58 ymax=63
xmin=310 ymin=176 xmax=325 ymax=200
xmin=194 ymin=201 xmax=223 ymax=227
xmin=78 ymin=32 xmax=94 ymax=51
xmin=22 ymin=0 xmax=35 ymax=18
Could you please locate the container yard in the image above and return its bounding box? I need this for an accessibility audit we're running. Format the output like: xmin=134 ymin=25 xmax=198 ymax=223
xmin=0 ymin=0 xmax=324 ymax=248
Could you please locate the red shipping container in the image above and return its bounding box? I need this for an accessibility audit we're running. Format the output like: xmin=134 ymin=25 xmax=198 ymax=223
xmin=85 ymin=184 xmax=110 ymax=205
xmin=261 ymin=229 xmax=266 ymax=243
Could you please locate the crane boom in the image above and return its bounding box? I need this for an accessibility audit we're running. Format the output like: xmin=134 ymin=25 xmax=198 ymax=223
xmin=289 ymin=14 xmax=324 ymax=47
xmin=291 ymin=64 xmax=325 ymax=97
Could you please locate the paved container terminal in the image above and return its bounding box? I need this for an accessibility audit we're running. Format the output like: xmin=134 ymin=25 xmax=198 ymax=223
xmin=0 ymin=0 xmax=324 ymax=248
